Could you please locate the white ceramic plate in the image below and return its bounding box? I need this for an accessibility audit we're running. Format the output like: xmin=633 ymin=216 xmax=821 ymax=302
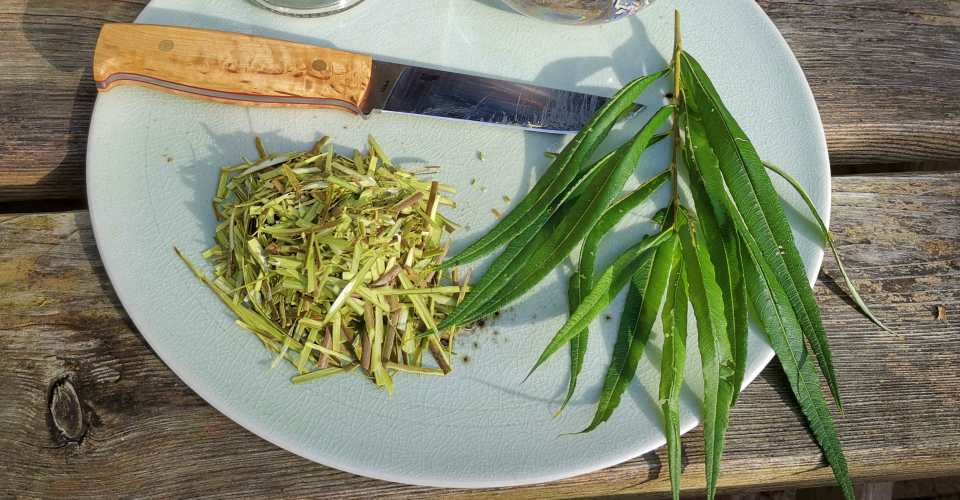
xmin=87 ymin=0 xmax=829 ymax=487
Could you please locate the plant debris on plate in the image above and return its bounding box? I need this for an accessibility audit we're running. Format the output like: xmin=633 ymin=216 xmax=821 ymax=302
xmin=177 ymin=136 xmax=467 ymax=393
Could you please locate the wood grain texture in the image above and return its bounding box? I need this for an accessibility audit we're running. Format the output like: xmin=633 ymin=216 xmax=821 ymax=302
xmin=0 ymin=0 xmax=148 ymax=203
xmin=796 ymin=482 xmax=893 ymax=500
xmin=94 ymin=24 xmax=373 ymax=111
xmin=761 ymin=0 xmax=960 ymax=165
xmin=2 ymin=0 xmax=960 ymax=202
xmin=2 ymin=172 xmax=958 ymax=499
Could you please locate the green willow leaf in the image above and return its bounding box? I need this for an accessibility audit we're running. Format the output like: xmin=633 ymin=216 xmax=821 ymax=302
xmin=741 ymin=238 xmax=855 ymax=500
xmin=524 ymin=227 xmax=675 ymax=380
xmin=559 ymin=169 xmax=672 ymax=415
xmin=680 ymin=99 xmax=748 ymax=405
xmin=579 ymin=234 xmax=677 ymax=433
xmin=439 ymin=67 xmax=670 ymax=270
xmin=433 ymin=144 xmax=626 ymax=333
xmin=679 ymin=52 xmax=843 ymax=416
xmin=659 ymin=252 xmax=687 ymax=500
xmin=678 ymin=116 xmax=856 ymax=499
xmin=437 ymin=133 xmax=670 ymax=335
xmin=562 ymin=280 xmax=591 ymax=417
xmin=762 ymin=161 xmax=900 ymax=338
xmin=456 ymin=105 xmax=675 ymax=327
xmin=579 ymin=169 xmax=673 ymax=284
xmin=727 ymin=234 xmax=747 ymax=402
xmin=677 ymin=208 xmax=734 ymax=500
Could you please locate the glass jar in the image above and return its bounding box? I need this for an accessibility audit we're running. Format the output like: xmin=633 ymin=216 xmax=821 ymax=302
xmin=248 ymin=0 xmax=365 ymax=17
xmin=500 ymin=0 xmax=654 ymax=25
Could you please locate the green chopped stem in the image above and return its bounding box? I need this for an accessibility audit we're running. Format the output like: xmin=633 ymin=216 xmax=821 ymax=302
xmin=180 ymin=138 xmax=461 ymax=391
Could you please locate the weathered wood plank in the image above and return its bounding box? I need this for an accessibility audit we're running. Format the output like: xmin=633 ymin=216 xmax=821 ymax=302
xmin=1 ymin=172 xmax=958 ymax=498
xmin=761 ymin=0 xmax=960 ymax=165
xmin=2 ymin=1 xmax=960 ymax=202
xmin=0 ymin=0 xmax=148 ymax=203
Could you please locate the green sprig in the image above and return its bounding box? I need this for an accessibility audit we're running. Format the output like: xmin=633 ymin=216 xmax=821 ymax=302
xmin=436 ymin=9 xmax=892 ymax=500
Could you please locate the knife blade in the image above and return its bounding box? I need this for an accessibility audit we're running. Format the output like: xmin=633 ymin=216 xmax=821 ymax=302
xmin=93 ymin=23 xmax=641 ymax=134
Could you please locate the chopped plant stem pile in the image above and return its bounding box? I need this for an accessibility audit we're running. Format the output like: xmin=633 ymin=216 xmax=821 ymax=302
xmin=437 ymin=11 xmax=895 ymax=500
xmin=177 ymin=136 xmax=467 ymax=393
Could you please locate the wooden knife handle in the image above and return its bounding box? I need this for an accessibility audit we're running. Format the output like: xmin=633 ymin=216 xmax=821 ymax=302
xmin=93 ymin=23 xmax=373 ymax=113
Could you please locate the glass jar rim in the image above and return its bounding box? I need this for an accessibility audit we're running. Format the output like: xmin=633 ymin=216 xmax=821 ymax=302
xmin=248 ymin=0 xmax=366 ymax=17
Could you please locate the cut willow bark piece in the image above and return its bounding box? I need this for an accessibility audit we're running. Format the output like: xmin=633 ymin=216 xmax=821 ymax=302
xmin=175 ymin=248 xmax=287 ymax=344
xmin=679 ymin=51 xmax=843 ymax=416
xmin=677 ymin=208 xmax=734 ymax=500
xmin=524 ymin=227 xmax=675 ymax=381
xmin=742 ymin=241 xmax=855 ymax=500
xmin=439 ymin=68 xmax=671 ymax=270
xmin=762 ymin=161 xmax=899 ymax=338
xmin=659 ymin=251 xmax=687 ymax=500
xmin=559 ymin=169 xmax=672 ymax=415
xmin=455 ymin=106 xmax=676 ymax=328
xmin=680 ymin=100 xmax=748 ymax=406
xmin=579 ymin=234 xmax=676 ymax=434
xmin=180 ymin=137 xmax=461 ymax=388
xmin=291 ymin=367 xmax=342 ymax=384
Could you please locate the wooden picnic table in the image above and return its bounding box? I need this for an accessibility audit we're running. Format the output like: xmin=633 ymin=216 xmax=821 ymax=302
xmin=1 ymin=0 xmax=959 ymax=498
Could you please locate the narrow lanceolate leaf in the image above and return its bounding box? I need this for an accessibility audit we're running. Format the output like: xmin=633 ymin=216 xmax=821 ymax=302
xmin=727 ymin=235 xmax=747 ymax=403
xmin=679 ymin=52 xmax=843 ymax=416
xmin=683 ymin=136 xmax=855 ymax=499
xmin=457 ymin=106 xmax=675 ymax=327
xmin=433 ymin=145 xmax=622 ymax=333
xmin=762 ymin=161 xmax=899 ymax=338
xmin=439 ymin=67 xmax=670 ymax=270
xmin=741 ymin=238 xmax=855 ymax=500
xmin=580 ymin=234 xmax=677 ymax=433
xmin=559 ymin=169 xmax=672 ymax=415
xmin=677 ymin=208 xmax=733 ymax=500
xmin=578 ymin=169 xmax=673 ymax=285
xmin=561 ymin=275 xmax=591 ymax=417
xmin=680 ymin=101 xmax=748 ymax=405
xmin=524 ymin=227 xmax=675 ymax=379
xmin=439 ymin=133 xmax=671 ymax=335
xmin=659 ymin=252 xmax=687 ymax=500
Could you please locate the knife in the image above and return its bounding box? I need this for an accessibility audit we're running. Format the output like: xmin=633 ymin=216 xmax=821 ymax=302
xmin=93 ymin=23 xmax=641 ymax=134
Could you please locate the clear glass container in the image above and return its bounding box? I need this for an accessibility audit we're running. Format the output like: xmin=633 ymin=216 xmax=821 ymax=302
xmin=248 ymin=0 xmax=365 ymax=17
xmin=501 ymin=0 xmax=654 ymax=25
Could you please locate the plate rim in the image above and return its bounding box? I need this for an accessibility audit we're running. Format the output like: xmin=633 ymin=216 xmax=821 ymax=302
xmin=86 ymin=0 xmax=830 ymax=488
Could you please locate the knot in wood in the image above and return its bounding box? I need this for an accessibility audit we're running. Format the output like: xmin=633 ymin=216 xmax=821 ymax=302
xmin=49 ymin=377 xmax=84 ymax=442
